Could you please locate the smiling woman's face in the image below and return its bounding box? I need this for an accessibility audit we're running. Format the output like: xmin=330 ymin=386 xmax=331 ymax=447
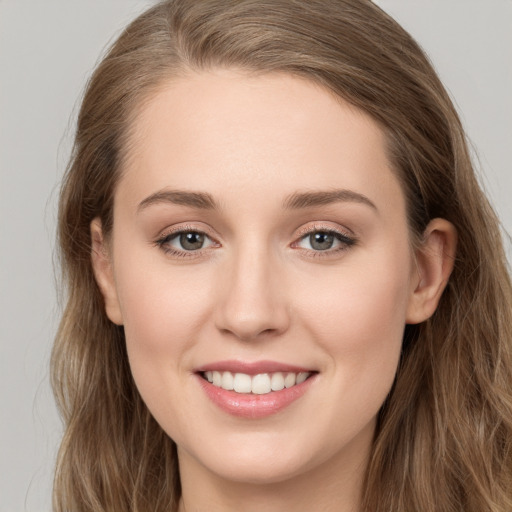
xmin=91 ymin=70 xmax=447 ymax=495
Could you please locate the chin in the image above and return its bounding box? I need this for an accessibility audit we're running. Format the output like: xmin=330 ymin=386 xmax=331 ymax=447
xmin=207 ymin=456 xmax=311 ymax=485
xmin=179 ymin=431 xmax=329 ymax=486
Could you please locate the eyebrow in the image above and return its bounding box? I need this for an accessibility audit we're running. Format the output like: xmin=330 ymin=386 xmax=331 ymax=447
xmin=283 ymin=189 xmax=377 ymax=211
xmin=137 ymin=189 xmax=219 ymax=212
xmin=137 ymin=188 xmax=377 ymax=213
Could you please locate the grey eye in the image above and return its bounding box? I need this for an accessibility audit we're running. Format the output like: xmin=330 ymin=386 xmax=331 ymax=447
xmin=179 ymin=232 xmax=205 ymax=251
xmin=309 ymin=232 xmax=335 ymax=251
xmin=160 ymin=230 xmax=215 ymax=252
xmin=295 ymin=229 xmax=355 ymax=252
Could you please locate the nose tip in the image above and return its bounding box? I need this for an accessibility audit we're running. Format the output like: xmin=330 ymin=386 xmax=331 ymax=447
xmin=215 ymin=292 xmax=290 ymax=342
xmin=217 ymin=312 xmax=283 ymax=342
xmin=214 ymin=256 xmax=290 ymax=342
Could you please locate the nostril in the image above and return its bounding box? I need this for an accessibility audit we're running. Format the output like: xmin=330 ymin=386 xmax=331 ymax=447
xmin=218 ymin=327 xmax=279 ymax=343
xmin=213 ymin=273 xmax=291 ymax=341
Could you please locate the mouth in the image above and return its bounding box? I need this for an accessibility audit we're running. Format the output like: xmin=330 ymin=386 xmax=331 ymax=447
xmin=195 ymin=361 xmax=318 ymax=419
xmin=200 ymin=370 xmax=313 ymax=395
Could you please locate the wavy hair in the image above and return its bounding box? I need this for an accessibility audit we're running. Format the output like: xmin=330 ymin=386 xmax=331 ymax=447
xmin=52 ymin=1 xmax=512 ymax=510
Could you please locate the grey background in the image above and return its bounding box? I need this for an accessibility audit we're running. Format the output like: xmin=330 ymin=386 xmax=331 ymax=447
xmin=0 ymin=1 xmax=510 ymax=510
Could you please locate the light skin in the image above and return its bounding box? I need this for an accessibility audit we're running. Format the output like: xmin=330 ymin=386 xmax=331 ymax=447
xmin=91 ymin=70 xmax=456 ymax=511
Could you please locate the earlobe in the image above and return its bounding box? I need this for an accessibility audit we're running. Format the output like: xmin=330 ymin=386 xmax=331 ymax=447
xmin=406 ymin=218 xmax=457 ymax=324
xmin=90 ymin=218 xmax=124 ymax=325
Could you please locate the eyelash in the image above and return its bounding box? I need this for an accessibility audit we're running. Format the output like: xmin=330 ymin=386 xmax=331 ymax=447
xmin=154 ymin=224 xmax=357 ymax=260
xmin=292 ymin=224 xmax=357 ymax=258
xmin=154 ymin=224 xmax=218 ymax=259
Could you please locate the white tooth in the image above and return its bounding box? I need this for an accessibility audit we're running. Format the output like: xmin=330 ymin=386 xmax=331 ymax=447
xmin=252 ymin=373 xmax=271 ymax=395
xmin=205 ymin=371 xmax=213 ymax=383
xmin=270 ymin=372 xmax=285 ymax=391
xmin=284 ymin=373 xmax=296 ymax=388
xmin=233 ymin=373 xmax=252 ymax=393
xmin=296 ymin=372 xmax=309 ymax=384
xmin=221 ymin=371 xmax=234 ymax=390
xmin=212 ymin=371 xmax=222 ymax=387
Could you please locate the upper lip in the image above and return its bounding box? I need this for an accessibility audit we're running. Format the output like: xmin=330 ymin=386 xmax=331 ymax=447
xmin=194 ymin=360 xmax=315 ymax=375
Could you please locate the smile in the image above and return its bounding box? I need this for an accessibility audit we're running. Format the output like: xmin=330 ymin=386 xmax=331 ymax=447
xmin=202 ymin=370 xmax=312 ymax=395
xmin=196 ymin=361 xmax=317 ymax=419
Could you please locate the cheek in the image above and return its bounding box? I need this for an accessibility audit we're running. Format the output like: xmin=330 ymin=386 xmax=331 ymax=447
xmin=297 ymin=247 xmax=412 ymax=393
xmin=113 ymin=260 xmax=219 ymax=436
xmin=113 ymin=254 xmax=215 ymax=384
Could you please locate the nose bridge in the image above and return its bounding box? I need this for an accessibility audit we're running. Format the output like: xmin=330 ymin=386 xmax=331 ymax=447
xmin=215 ymin=240 xmax=289 ymax=341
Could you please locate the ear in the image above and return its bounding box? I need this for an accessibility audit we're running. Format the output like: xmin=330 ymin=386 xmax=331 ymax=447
xmin=90 ymin=218 xmax=123 ymax=325
xmin=406 ymin=218 xmax=457 ymax=324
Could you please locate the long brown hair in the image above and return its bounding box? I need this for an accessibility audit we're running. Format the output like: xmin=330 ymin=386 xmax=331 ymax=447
xmin=52 ymin=1 xmax=512 ymax=510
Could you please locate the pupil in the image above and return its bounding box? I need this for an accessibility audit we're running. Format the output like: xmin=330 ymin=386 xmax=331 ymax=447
xmin=310 ymin=232 xmax=334 ymax=250
xmin=180 ymin=232 xmax=204 ymax=250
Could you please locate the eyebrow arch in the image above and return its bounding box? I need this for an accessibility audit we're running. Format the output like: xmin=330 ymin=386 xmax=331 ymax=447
xmin=137 ymin=189 xmax=219 ymax=212
xmin=283 ymin=189 xmax=377 ymax=211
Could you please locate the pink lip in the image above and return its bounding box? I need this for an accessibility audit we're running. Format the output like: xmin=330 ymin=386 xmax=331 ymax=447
xmin=195 ymin=359 xmax=313 ymax=375
xmin=196 ymin=369 xmax=317 ymax=420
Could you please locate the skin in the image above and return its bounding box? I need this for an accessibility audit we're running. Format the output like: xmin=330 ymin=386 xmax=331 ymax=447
xmin=91 ymin=70 xmax=456 ymax=512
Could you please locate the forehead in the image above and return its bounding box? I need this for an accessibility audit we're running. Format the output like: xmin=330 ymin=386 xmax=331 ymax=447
xmin=117 ymin=70 xmax=405 ymax=219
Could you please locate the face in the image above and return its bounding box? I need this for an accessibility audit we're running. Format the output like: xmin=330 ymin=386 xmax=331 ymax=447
xmin=93 ymin=70 xmax=431 ymax=489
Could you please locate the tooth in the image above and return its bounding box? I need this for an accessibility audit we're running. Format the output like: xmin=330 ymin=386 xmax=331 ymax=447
xmin=207 ymin=369 xmax=310 ymax=393
xmin=233 ymin=373 xmax=252 ymax=393
xmin=296 ymin=372 xmax=309 ymax=384
xmin=221 ymin=371 xmax=234 ymax=390
xmin=284 ymin=373 xmax=296 ymax=388
xmin=252 ymin=373 xmax=271 ymax=394
xmin=212 ymin=371 xmax=222 ymax=387
xmin=271 ymin=372 xmax=285 ymax=391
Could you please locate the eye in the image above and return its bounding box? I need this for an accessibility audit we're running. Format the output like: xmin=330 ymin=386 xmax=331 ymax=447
xmin=155 ymin=228 xmax=218 ymax=256
xmin=293 ymin=228 xmax=356 ymax=254
xmin=173 ymin=231 xmax=209 ymax=251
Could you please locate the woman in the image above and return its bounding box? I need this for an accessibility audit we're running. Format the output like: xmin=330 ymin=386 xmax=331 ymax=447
xmin=52 ymin=1 xmax=512 ymax=510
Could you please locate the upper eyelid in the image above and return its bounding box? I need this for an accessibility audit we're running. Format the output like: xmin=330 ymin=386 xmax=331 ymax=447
xmin=154 ymin=222 xmax=356 ymax=247
xmin=153 ymin=226 xmax=219 ymax=258
xmin=154 ymin=227 xmax=218 ymax=258
xmin=294 ymin=222 xmax=355 ymax=239
xmin=291 ymin=223 xmax=357 ymax=252
xmin=157 ymin=223 xmax=218 ymax=240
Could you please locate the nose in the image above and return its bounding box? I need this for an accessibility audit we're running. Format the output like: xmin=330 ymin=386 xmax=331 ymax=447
xmin=214 ymin=246 xmax=290 ymax=342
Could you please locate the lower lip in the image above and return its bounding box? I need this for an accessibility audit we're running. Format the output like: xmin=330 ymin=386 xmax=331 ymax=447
xmin=197 ymin=374 xmax=316 ymax=419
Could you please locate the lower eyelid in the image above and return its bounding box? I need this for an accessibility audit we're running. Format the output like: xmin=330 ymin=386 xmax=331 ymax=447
xmin=155 ymin=226 xmax=355 ymax=257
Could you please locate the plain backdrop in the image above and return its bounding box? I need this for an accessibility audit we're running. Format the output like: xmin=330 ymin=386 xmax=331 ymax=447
xmin=0 ymin=1 xmax=510 ymax=510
